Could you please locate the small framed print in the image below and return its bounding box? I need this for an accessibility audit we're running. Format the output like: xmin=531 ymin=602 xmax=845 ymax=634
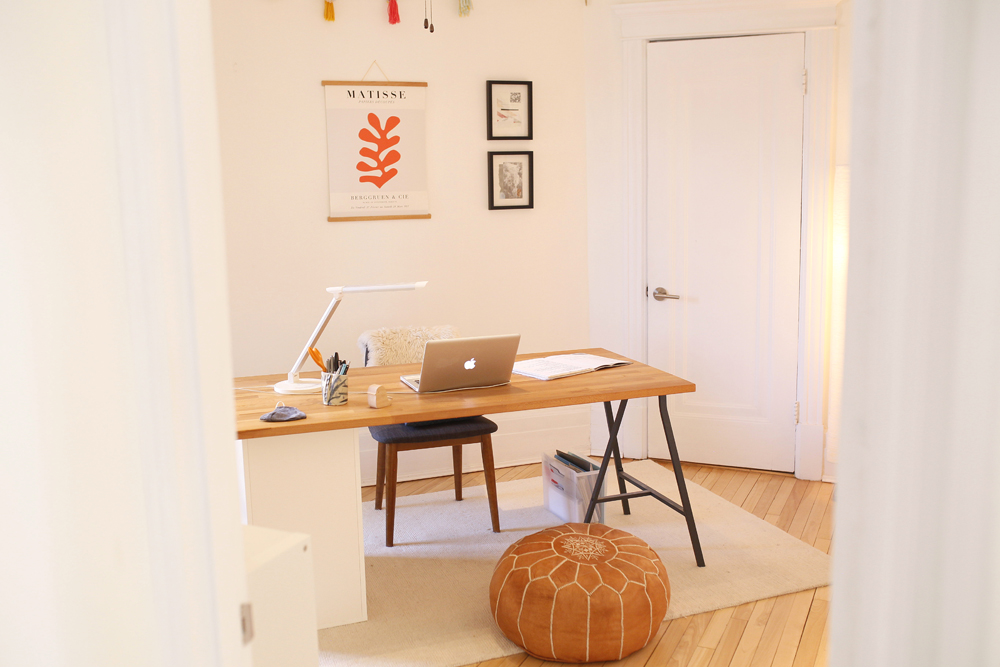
xmin=487 ymin=81 xmax=533 ymax=140
xmin=488 ymin=151 xmax=533 ymax=210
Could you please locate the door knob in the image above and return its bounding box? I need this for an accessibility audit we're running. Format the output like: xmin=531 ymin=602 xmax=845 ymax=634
xmin=652 ymin=287 xmax=680 ymax=301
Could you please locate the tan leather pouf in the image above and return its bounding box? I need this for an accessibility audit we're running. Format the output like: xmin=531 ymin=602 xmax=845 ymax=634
xmin=489 ymin=523 xmax=670 ymax=663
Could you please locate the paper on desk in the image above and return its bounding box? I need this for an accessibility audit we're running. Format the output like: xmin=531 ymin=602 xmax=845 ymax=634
xmin=512 ymin=353 xmax=629 ymax=381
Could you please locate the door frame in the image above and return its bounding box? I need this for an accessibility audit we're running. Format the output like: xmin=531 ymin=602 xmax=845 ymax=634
xmin=614 ymin=0 xmax=839 ymax=480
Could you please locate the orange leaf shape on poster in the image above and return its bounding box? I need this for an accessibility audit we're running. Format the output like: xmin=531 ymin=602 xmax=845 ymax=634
xmin=357 ymin=113 xmax=401 ymax=188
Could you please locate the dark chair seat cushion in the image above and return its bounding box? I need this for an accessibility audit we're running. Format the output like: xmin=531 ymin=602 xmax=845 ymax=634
xmin=369 ymin=416 xmax=498 ymax=445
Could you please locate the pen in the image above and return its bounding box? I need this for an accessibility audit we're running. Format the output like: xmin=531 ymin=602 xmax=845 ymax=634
xmin=333 ymin=352 xmax=340 ymax=374
xmin=340 ymin=361 xmax=349 ymax=375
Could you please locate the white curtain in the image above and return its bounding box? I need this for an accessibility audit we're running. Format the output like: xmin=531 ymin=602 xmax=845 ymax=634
xmin=832 ymin=0 xmax=1000 ymax=665
xmin=0 ymin=2 xmax=248 ymax=666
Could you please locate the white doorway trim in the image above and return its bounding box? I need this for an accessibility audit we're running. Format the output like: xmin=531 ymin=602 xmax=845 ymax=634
xmin=614 ymin=0 xmax=839 ymax=480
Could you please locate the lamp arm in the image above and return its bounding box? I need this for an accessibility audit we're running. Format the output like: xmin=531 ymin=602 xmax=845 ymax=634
xmin=276 ymin=282 xmax=425 ymax=394
xmin=286 ymin=293 xmax=343 ymax=383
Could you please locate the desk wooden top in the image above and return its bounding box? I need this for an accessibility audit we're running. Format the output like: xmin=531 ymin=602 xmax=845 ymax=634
xmin=234 ymin=348 xmax=694 ymax=440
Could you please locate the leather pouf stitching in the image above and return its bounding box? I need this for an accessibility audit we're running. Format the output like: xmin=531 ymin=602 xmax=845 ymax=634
xmin=489 ymin=523 xmax=671 ymax=663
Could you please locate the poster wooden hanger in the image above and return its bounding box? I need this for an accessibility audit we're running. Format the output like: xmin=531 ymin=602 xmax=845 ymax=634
xmin=321 ymin=62 xmax=427 ymax=88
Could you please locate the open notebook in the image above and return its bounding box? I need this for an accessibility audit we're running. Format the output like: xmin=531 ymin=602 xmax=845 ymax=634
xmin=512 ymin=353 xmax=630 ymax=381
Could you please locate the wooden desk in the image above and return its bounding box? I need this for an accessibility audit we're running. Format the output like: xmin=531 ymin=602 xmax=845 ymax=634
xmin=236 ymin=349 xmax=694 ymax=437
xmin=235 ymin=349 xmax=702 ymax=629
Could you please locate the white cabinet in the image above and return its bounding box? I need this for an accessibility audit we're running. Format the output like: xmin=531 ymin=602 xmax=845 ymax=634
xmin=239 ymin=429 xmax=367 ymax=629
xmin=244 ymin=525 xmax=319 ymax=667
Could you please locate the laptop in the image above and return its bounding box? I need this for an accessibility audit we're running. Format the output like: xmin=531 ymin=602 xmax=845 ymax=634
xmin=401 ymin=334 xmax=521 ymax=393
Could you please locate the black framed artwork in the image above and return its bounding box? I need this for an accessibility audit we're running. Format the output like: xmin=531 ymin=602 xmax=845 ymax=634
xmin=486 ymin=81 xmax=533 ymax=140
xmin=488 ymin=151 xmax=533 ymax=210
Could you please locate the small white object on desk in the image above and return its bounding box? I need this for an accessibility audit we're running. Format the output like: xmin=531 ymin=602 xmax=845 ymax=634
xmin=367 ymin=384 xmax=391 ymax=408
xmin=512 ymin=353 xmax=630 ymax=381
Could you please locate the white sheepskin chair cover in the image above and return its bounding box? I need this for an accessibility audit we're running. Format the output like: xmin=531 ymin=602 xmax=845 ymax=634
xmin=357 ymin=325 xmax=459 ymax=367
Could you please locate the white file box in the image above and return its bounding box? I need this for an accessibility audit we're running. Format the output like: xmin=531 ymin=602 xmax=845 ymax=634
xmin=542 ymin=452 xmax=607 ymax=524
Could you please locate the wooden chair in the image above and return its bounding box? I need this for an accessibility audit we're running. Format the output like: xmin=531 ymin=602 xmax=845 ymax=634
xmin=359 ymin=327 xmax=501 ymax=547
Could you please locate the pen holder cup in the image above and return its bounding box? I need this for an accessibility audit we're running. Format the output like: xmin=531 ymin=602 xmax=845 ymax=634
xmin=322 ymin=373 xmax=348 ymax=406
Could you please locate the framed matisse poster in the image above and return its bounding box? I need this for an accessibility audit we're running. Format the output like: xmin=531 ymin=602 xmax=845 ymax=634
xmin=487 ymin=81 xmax=533 ymax=140
xmin=322 ymin=81 xmax=431 ymax=222
xmin=488 ymin=151 xmax=533 ymax=210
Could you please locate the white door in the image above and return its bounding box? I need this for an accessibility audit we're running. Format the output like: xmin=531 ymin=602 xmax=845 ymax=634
xmin=646 ymin=34 xmax=805 ymax=472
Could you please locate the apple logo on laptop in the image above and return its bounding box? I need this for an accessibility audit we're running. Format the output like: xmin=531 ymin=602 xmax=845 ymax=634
xmin=464 ymin=358 xmax=476 ymax=370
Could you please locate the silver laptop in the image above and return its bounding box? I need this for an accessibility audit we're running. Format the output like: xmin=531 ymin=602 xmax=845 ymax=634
xmin=401 ymin=334 xmax=521 ymax=393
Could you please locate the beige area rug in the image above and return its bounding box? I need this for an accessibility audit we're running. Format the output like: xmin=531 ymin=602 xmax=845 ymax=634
xmin=318 ymin=460 xmax=829 ymax=667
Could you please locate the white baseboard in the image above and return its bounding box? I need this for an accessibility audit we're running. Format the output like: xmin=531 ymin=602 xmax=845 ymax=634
xmin=794 ymin=423 xmax=825 ymax=480
xmin=822 ymin=458 xmax=837 ymax=483
xmin=358 ymin=405 xmax=592 ymax=486
xmin=588 ymin=399 xmax=648 ymax=460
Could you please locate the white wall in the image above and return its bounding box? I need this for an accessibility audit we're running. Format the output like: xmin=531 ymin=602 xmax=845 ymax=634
xmin=211 ymin=0 xmax=594 ymax=480
xmin=211 ymin=0 xmax=590 ymax=376
xmin=834 ymin=0 xmax=852 ymax=167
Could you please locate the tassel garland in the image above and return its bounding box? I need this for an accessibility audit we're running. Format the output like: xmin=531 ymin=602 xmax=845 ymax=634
xmin=324 ymin=0 xmax=471 ymax=25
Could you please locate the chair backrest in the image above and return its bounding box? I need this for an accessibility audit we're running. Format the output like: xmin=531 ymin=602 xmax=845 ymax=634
xmin=357 ymin=325 xmax=459 ymax=367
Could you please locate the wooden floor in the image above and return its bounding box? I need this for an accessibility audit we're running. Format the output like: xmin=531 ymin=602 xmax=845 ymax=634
xmin=360 ymin=459 xmax=833 ymax=667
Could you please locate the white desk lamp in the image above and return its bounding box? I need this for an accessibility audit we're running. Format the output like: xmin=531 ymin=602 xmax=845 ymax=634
xmin=273 ymin=281 xmax=428 ymax=394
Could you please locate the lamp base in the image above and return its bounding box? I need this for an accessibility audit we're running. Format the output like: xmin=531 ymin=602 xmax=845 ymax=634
xmin=274 ymin=378 xmax=323 ymax=395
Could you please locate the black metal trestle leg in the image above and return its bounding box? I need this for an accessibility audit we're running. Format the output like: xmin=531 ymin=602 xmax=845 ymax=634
xmin=581 ymin=394 xmax=706 ymax=567
xmin=583 ymin=399 xmax=628 ymax=523
xmin=659 ymin=395 xmax=705 ymax=567
xmin=605 ymin=401 xmax=631 ymax=516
